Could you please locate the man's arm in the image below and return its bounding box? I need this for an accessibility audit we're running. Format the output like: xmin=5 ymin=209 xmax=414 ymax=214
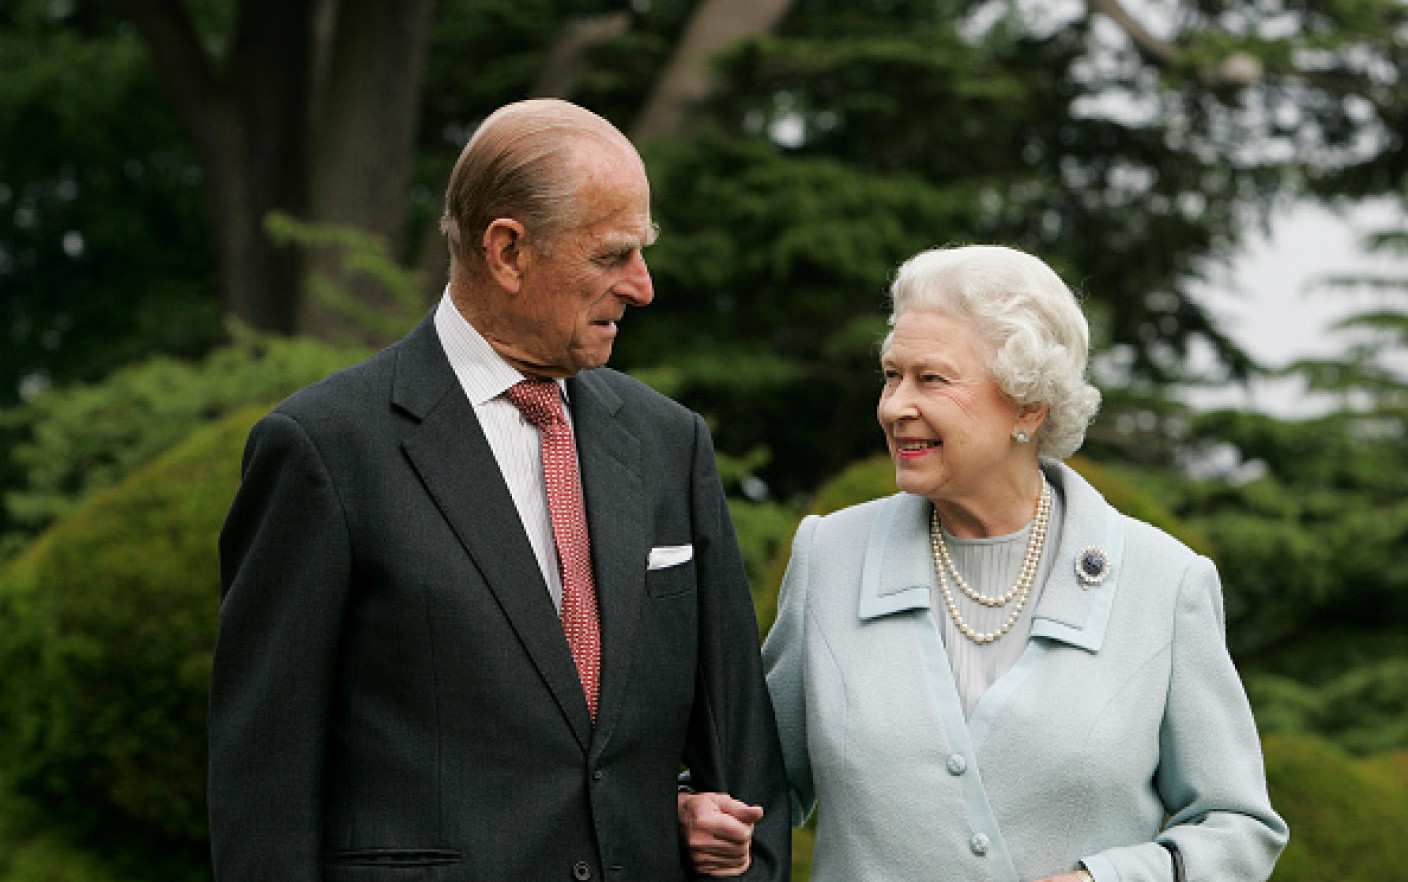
xmin=679 ymin=413 xmax=791 ymax=881
xmin=211 ymin=412 xmax=351 ymax=880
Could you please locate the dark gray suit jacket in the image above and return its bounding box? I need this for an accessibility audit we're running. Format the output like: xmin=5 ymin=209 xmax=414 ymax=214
xmin=211 ymin=316 xmax=789 ymax=881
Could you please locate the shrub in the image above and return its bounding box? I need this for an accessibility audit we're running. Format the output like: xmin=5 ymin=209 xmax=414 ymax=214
xmin=0 ymin=406 xmax=265 ymax=878
xmin=0 ymin=333 xmax=361 ymax=560
xmin=1264 ymin=733 xmax=1408 ymax=881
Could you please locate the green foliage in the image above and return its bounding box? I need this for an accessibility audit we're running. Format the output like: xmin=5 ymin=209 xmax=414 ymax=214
xmin=729 ymin=496 xmax=802 ymax=617
xmin=609 ymin=1 xmax=1305 ymax=496
xmin=0 ymin=0 xmax=219 ymax=407
xmin=715 ymin=446 xmax=802 ymax=601
xmin=789 ymin=822 xmax=816 ymax=882
xmin=0 ymin=331 xmax=363 ymax=559
xmin=1166 ymin=409 xmax=1408 ymax=660
xmin=264 ymin=212 xmax=427 ymax=345
xmin=1263 ymin=734 xmax=1408 ymax=881
xmin=803 ymin=455 xmax=896 ymax=519
xmin=1245 ymin=629 xmax=1408 ymax=756
xmin=0 ymin=797 xmax=126 ymax=882
xmin=0 ymin=407 xmax=265 ymax=879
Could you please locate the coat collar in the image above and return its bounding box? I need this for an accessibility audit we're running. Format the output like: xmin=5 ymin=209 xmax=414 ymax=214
xmin=856 ymin=460 xmax=1125 ymax=652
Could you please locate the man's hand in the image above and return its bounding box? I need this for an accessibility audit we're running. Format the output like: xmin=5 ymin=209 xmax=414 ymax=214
xmin=677 ymin=791 xmax=764 ymax=876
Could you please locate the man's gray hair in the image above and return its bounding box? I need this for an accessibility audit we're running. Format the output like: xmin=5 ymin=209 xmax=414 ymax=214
xmin=440 ymin=99 xmax=639 ymax=274
xmin=883 ymin=244 xmax=1102 ymax=459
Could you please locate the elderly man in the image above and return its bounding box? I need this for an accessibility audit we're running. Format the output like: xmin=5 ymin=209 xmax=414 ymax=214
xmin=211 ymin=99 xmax=788 ymax=881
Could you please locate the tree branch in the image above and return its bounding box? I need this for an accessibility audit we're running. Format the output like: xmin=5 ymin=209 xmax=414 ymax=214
xmin=1086 ymin=0 xmax=1179 ymax=65
xmin=530 ymin=11 xmax=632 ymax=100
xmin=630 ymin=0 xmax=795 ymax=143
xmin=1085 ymin=0 xmax=1263 ymax=87
xmin=112 ymin=0 xmax=231 ymax=150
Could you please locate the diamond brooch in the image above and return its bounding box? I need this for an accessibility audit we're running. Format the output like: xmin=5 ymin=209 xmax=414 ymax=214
xmin=1075 ymin=546 xmax=1111 ymax=587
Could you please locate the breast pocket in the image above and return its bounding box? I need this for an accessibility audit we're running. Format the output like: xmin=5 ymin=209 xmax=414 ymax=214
xmin=645 ymin=558 xmax=697 ymax=598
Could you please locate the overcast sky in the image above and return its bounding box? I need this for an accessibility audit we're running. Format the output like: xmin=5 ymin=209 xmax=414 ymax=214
xmin=1188 ymin=198 xmax=1405 ymax=416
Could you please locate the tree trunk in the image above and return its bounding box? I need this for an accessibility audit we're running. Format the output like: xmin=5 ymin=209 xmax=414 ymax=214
xmin=117 ymin=0 xmax=316 ymax=335
xmin=223 ymin=0 xmax=319 ymax=333
xmin=301 ymin=0 xmax=438 ymax=344
xmin=630 ymin=0 xmax=795 ymax=143
xmin=116 ymin=0 xmax=435 ymax=341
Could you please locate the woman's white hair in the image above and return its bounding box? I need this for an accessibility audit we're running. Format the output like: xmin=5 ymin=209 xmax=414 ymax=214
xmin=884 ymin=245 xmax=1101 ymax=459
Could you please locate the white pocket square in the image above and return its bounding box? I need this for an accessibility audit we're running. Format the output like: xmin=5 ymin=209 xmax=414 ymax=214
xmin=647 ymin=544 xmax=694 ymax=570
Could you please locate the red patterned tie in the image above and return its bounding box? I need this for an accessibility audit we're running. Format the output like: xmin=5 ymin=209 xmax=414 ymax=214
xmin=506 ymin=380 xmax=602 ymax=721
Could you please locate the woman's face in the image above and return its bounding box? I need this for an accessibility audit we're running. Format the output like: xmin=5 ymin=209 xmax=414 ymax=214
xmin=877 ymin=309 xmax=1031 ymax=506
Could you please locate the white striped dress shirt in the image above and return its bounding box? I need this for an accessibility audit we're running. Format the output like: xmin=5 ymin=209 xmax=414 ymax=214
xmin=433 ymin=291 xmax=572 ymax=613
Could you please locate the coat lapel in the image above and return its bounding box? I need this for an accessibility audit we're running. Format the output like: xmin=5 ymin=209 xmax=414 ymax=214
xmin=392 ymin=318 xmax=594 ymax=749
xmin=1028 ymin=461 xmax=1124 ymax=653
xmin=857 ymin=492 xmax=932 ymax=621
xmin=566 ymin=371 xmax=648 ymax=749
xmin=855 ymin=462 xmax=1126 ymax=650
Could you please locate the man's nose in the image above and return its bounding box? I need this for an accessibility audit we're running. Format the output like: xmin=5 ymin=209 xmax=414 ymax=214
xmin=617 ymin=252 xmax=654 ymax=306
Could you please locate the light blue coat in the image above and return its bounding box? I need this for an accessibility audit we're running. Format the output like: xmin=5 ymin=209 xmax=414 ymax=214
xmin=763 ymin=460 xmax=1288 ymax=881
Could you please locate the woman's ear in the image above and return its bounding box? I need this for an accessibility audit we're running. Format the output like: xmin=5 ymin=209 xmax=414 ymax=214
xmin=1016 ymin=400 xmax=1049 ymax=438
xmin=482 ymin=218 xmax=529 ymax=292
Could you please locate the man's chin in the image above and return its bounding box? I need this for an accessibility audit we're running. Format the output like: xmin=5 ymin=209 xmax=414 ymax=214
xmin=571 ymin=346 xmax=615 ymax=373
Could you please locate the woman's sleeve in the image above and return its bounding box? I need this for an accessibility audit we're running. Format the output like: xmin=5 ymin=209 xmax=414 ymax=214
xmin=1083 ymin=555 xmax=1289 ymax=882
xmin=761 ymin=515 xmax=820 ymax=826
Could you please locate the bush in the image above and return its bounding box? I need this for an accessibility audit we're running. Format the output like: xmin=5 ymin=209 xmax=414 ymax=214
xmin=0 ymin=406 xmax=265 ymax=879
xmin=0 ymin=788 xmax=127 ymax=882
xmin=1264 ymin=733 xmax=1408 ymax=881
xmin=0 ymin=333 xmax=361 ymax=560
xmin=1247 ymin=650 xmax=1408 ymax=756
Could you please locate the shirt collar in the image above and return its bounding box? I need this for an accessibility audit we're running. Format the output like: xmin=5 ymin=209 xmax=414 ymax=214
xmin=433 ymin=288 xmax=569 ymax=406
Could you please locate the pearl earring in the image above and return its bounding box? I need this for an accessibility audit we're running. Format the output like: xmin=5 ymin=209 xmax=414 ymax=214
xmin=1013 ymin=430 xmax=1030 ymax=444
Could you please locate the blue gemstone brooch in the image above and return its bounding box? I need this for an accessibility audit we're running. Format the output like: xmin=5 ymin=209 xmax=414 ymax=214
xmin=1075 ymin=546 xmax=1111 ymax=587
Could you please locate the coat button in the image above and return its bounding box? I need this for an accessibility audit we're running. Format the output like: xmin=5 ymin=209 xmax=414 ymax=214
xmin=592 ymin=769 xmax=604 ymax=781
xmin=946 ymin=753 xmax=967 ymax=775
xmin=970 ymin=833 xmax=990 ymax=856
xmin=572 ymin=860 xmax=592 ymax=880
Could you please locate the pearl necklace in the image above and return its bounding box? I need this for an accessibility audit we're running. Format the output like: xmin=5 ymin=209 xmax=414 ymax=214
xmin=929 ymin=476 xmax=1051 ymax=645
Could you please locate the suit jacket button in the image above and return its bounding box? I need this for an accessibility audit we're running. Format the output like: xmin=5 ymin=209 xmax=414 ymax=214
xmin=970 ymin=833 xmax=990 ymax=856
xmin=946 ymin=753 xmax=967 ymax=775
xmin=573 ymin=860 xmax=592 ymax=880
xmin=592 ymin=769 xmax=604 ymax=781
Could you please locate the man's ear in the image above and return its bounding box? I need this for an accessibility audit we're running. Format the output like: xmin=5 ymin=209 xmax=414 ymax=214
xmin=482 ymin=218 xmax=530 ymax=292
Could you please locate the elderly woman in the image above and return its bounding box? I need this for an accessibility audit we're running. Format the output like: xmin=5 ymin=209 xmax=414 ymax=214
xmin=682 ymin=244 xmax=1287 ymax=881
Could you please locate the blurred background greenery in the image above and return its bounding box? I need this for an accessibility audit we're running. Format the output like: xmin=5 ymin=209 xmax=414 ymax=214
xmin=0 ymin=0 xmax=1405 ymax=879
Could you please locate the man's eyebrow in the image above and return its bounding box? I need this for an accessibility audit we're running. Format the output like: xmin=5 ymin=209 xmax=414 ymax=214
xmin=600 ymin=223 xmax=659 ymax=252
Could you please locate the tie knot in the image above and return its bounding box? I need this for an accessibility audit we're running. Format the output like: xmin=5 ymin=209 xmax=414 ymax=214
xmin=506 ymin=379 xmax=565 ymax=429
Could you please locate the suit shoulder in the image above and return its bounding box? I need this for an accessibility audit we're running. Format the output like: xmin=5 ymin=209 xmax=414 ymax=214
xmin=260 ymin=344 xmax=400 ymax=440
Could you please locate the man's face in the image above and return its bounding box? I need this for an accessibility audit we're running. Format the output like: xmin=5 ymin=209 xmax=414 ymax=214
xmin=498 ymin=149 xmax=656 ymax=378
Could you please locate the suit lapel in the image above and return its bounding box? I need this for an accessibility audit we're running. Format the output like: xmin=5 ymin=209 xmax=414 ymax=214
xmin=567 ymin=371 xmax=648 ymax=748
xmin=393 ymin=318 xmax=594 ymax=749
